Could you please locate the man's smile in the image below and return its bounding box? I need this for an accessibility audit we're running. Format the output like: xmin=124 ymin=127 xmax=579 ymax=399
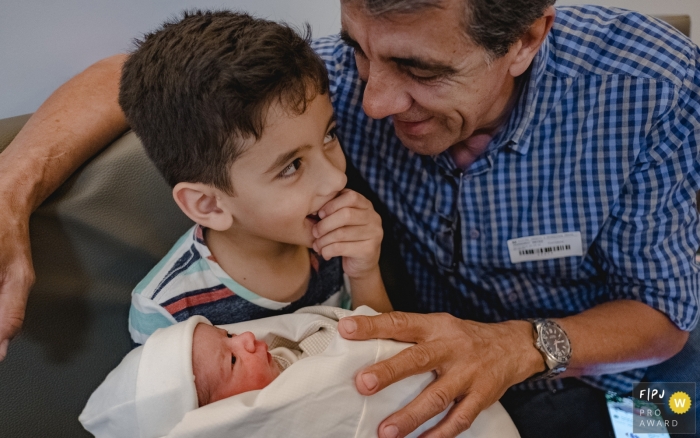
xmin=392 ymin=116 xmax=434 ymax=137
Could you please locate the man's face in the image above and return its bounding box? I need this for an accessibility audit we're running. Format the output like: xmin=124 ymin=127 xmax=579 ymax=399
xmin=340 ymin=0 xmax=519 ymax=155
xmin=192 ymin=324 xmax=281 ymax=405
xmin=218 ymin=93 xmax=347 ymax=248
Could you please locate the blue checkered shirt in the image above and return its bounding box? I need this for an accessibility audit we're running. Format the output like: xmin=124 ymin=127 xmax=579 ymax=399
xmin=312 ymin=5 xmax=700 ymax=394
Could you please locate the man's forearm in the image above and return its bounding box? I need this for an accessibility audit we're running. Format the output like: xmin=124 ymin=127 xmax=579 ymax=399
xmin=0 ymin=54 xmax=129 ymax=213
xmin=552 ymin=300 xmax=689 ymax=377
xmin=0 ymin=54 xmax=128 ymax=356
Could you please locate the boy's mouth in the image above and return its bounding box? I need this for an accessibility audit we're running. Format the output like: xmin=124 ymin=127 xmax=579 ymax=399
xmin=306 ymin=212 xmax=320 ymax=225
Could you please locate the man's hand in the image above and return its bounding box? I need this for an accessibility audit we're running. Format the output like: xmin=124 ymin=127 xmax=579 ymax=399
xmin=0 ymin=207 xmax=34 ymax=361
xmin=338 ymin=312 xmax=544 ymax=438
xmin=312 ymin=189 xmax=382 ymax=279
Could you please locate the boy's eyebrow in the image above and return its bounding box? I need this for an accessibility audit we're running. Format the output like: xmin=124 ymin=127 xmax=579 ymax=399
xmin=340 ymin=29 xmax=457 ymax=77
xmin=264 ymin=114 xmax=337 ymax=174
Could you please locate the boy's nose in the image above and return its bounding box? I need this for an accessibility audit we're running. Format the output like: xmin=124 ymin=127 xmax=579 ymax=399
xmin=319 ymin=159 xmax=347 ymax=197
xmin=231 ymin=331 xmax=257 ymax=353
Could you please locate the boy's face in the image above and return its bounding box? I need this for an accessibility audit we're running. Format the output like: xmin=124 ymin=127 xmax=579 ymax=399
xmin=221 ymin=93 xmax=347 ymax=248
xmin=192 ymin=324 xmax=281 ymax=405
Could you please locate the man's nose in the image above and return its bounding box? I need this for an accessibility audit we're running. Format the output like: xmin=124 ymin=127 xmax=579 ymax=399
xmin=232 ymin=331 xmax=257 ymax=353
xmin=362 ymin=66 xmax=412 ymax=120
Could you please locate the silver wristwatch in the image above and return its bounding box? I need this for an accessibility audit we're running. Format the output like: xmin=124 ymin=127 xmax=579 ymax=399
xmin=527 ymin=318 xmax=572 ymax=380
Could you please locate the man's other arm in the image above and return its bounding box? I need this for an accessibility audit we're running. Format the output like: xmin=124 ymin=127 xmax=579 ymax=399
xmin=0 ymin=54 xmax=128 ymax=360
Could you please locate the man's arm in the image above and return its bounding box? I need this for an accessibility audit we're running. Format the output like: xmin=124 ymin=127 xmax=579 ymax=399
xmin=0 ymin=54 xmax=128 ymax=359
xmin=338 ymin=301 xmax=688 ymax=438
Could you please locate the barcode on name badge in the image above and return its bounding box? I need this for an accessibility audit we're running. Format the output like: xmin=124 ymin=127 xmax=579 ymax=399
xmin=518 ymin=245 xmax=571 ymax=256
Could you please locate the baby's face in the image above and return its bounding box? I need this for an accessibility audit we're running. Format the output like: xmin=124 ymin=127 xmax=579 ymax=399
xmin=192 ymin=324 xmax=281 ymax=406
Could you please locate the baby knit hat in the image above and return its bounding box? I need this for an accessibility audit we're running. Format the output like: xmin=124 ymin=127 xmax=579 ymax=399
xmin=79 ymin=315 xmax=211 ymax=438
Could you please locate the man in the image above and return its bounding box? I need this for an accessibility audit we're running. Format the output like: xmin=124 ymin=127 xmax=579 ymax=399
xmin=0 ymin=1 xmax=698 ymax=438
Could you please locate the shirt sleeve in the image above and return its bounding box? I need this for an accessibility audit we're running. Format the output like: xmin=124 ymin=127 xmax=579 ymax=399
xmin=591 ymin=52 xmax=700 ymax=331
xmin=128 ymin=293 xmax=177 ymax=345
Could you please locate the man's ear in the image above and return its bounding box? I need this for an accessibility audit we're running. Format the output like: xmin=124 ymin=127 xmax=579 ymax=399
xmin=172 ymin=182 xmax=234 ymax=231
xmin=507 ymin=6 xmax=556 ymax=77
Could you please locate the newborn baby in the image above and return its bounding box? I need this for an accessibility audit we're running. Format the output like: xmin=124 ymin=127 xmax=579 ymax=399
xmin=192 ymin=325 xmax=281 ymax=405
xmin=80 ymin=307 xmax=520 ymax=438
xmin=192 ymin=315 xmax=333 ymax=405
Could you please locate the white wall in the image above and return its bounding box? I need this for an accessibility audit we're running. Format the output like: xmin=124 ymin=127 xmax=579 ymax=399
xmin=1 ymin=0 xmax=699 ymax=120
xmin=0 ymin=0 xmax=342 ymax=119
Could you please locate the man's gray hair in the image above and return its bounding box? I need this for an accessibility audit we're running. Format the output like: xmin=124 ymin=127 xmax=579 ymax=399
xmin=345 ymin=0 xmax=556 ymax=58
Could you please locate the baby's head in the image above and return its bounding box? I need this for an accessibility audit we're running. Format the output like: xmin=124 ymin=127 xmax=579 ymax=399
xmin=80 ymin=316 xmax=281 ymax=437
xmin=119 ymin=10 xmax=347 ymax=248
xmin=192 ymin=323 xmax=281 ymax=406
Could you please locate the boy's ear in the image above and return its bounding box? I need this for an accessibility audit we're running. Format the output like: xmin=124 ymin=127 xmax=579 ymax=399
xmin=172 ymin=182 xmax=234 ymax=231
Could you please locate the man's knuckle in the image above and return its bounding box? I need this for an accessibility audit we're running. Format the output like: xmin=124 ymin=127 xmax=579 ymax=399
xmin=1 ymin=314 xmax=25 ymax=338
xmin=401 ymin=408 xmax=425 ymax=430
xmin=428 ymin=386 xmax=453 ymax=411
xmin=388 ymin=311 xmax=411 ymax=330
xmin=452 ymin=408 xmax=475 ymax=431
xmin=408 ymin=343 xmax=436 ymax=369
xmin=377 ymin=360 xmax=400 ymax=383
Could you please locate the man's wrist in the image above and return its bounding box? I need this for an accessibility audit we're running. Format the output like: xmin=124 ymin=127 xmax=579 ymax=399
xmin=0 ymin=148 xmax=47 ymax=215
xmin=501 ymin=320 xmax=546 ymax=384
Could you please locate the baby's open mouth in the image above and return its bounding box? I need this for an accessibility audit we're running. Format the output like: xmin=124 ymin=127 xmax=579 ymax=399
xmin=306 ymin=212 xmax=320 ymax=224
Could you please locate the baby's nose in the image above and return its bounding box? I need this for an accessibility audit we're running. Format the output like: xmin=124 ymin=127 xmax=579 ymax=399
xmin=234 ymin=331 xmax=257 ymax=353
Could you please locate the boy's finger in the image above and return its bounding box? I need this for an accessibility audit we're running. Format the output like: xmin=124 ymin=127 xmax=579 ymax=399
xmin=313 ymin=224 xmax=378 ymax=250
xmin=313 ymin=207 xmax=379 ymax=238
xmin=316 ymin=241 xmax=353 ymax=260
xmin=318 ymin=189 xmax=371 ymax=219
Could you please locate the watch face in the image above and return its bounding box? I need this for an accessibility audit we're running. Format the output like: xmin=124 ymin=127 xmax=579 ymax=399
xmin=541 ymin=322 xmax=571 ymax=362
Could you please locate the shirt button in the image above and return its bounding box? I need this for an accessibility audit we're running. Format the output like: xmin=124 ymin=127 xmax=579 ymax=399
xmin=508 ymin=293 xmax=518 ymax=303
xmin=469 ymin=229 xmax=480 ymax=239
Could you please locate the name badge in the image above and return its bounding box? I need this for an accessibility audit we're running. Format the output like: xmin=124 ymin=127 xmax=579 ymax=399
xmin=507 ymin=232 xmax=583 ymax=264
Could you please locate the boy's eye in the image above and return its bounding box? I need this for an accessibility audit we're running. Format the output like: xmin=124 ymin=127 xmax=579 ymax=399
xmin=278 ymin=158 xmax=302 ymax=179
xmin=324 ymin=127 xmax=338 ymax=144
xmin=226 ymin=333 xmax=232 ymax=338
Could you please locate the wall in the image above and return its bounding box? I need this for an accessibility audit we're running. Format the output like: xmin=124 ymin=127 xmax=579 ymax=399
xmin=0 ymin=0 xmax=341 ymax=119
xmin=1 ymin=0 xmax=699 ymax=120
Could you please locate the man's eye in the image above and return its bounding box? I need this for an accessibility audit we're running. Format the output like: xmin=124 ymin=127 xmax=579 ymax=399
xmin=353 ymin=48 xmax=367 ymax=59
xmin=231 ymin=354 xmax=236 ymax=365
xmin=278 ymin=158 xmax=302 ymax=179
xmin=406 ymin=69 xmax=440 ymax=83
xmin=226 ymin=332 xmax=232 ymax=338
xmin=324 ymin=127 xmax=338 ymax=144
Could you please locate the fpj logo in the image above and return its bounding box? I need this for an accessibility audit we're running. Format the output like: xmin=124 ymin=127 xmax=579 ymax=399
xmin=633 ymin=382 xmax=696 ymax=434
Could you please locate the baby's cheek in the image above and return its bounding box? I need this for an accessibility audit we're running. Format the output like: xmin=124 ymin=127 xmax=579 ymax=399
xmin=251 ymin=374 xmax=275 ymax=390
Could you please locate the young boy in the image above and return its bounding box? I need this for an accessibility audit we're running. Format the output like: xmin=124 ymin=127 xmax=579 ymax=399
xmin=120 ymin=10 xmax=392 ymax=345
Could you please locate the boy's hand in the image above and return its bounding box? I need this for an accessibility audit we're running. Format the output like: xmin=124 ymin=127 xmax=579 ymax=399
xmin=312 ymin=189 xmax=382 ymax=279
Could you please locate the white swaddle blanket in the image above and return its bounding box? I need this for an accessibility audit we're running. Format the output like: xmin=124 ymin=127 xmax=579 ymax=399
xmin=165 ymin=306 xmax=520 ymax=438
xmin=81 ymin=306 xmax=520 ymax=438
